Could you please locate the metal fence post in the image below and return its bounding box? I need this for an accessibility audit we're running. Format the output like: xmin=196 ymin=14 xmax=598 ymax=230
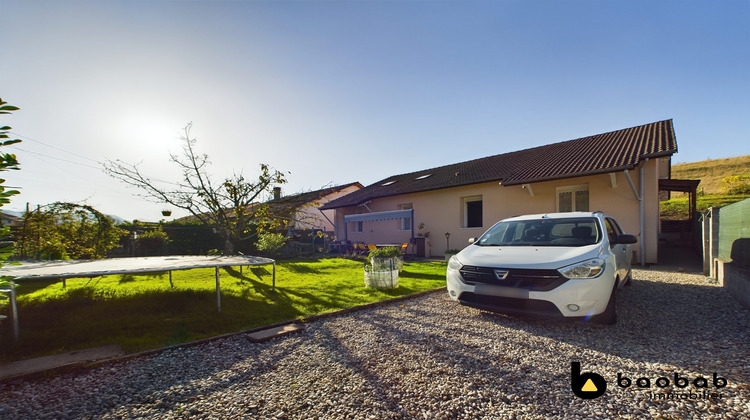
xmin=215 ymin=266 xmax=221 ymax=313
xmin=10 ymin=282 xmax=18 ymax=343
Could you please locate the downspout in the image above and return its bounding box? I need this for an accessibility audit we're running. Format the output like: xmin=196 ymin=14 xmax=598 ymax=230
xmin=639 ymin=160 xmax=646 ymax=266
xmin=410 ymin=208 xmax=415 ymax=244
xmin=623 ymin=159 xmax=648 ymax=266
xmin=341 ymin=210 xmax=348 ymax=242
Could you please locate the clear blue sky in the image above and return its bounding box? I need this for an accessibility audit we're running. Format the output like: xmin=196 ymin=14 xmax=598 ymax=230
xmin=2 ymin=0 xmax=748 ymax=221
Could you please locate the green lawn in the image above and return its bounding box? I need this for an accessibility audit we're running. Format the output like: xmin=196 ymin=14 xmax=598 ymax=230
xmin=660 ymin=194 xmax=749 ymax=220
xmin=0 ymin=258 xmax=447 ymax=363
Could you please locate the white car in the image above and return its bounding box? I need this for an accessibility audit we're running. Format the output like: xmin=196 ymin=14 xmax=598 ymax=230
xmin=446 ymin=212 xmax=637 ymax=324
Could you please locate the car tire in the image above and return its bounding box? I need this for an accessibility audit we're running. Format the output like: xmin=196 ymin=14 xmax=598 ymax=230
xmin=593 ymin=283 xmax=617 ymax=325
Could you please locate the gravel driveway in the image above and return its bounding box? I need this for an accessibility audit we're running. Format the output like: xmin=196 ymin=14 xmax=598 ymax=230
xmin=1 ymin=261 xmax=748 ymax=419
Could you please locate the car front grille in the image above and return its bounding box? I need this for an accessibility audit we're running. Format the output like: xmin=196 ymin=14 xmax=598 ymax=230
xmin=458 ymin=266 xmax=568 ymax=291
xmin=458 ymin=293 xmax=563 ymax=317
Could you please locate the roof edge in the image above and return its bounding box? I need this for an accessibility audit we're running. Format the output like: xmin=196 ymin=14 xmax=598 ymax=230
xmin=501 ymin=165 xmax=636 ymax=186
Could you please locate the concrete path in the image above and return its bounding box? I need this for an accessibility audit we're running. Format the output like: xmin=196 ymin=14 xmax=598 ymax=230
xmin=0 ymin=344 xmax=124 ymax=381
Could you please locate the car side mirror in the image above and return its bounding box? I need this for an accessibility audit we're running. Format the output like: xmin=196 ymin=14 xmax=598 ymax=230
xmin=468 ymin=237 xmax=476 ymax=244
xmin=613 ymin=234 xmax=638 ymax=244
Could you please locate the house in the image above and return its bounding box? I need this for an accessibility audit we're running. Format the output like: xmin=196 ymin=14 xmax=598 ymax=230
xmin=321 ymin=120 xmax=682 ymax=264
xmin=0 ymin=210 xmax=24 ymax=227
xmin=268 ymin=182 xmax=363 ymax=234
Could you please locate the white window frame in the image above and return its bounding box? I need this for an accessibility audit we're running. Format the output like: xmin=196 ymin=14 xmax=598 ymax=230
xmin=462 ymin=195 xmax=483 ymax=228
xmin=351 ymin=220 xmax=363 ymax=233
xmin=556 ymin=184 xmax=589 ymax=212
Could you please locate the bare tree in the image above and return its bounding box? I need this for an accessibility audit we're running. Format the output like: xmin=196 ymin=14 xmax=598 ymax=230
xmin=103 ymin=123 xmax=287 ymax=254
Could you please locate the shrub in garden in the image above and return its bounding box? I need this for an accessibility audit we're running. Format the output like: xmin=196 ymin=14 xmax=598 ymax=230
xmin=256 ymin=232 xmax=287 ymax=256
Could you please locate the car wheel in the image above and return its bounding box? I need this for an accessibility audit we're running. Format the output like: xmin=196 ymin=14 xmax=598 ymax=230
xmin=593 ymin=283 xmax=617 ymax=325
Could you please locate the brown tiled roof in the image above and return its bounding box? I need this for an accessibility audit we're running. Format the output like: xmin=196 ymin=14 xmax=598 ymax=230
xmin=321 ymin=120 xmax=677 ymax=210
xmin=175 ymin=182 xmax=363 ymax=222
xmin=268 ymin=182 xmax=363 ymax=212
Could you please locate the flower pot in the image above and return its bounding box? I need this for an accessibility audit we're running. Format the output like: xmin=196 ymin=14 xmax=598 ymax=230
xmin=364 ymin=258 xmax=399 ymax=289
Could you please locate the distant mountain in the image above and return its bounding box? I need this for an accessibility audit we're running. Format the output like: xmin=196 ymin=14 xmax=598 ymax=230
xmin=1 ymin=209 xmax=129 ymax=225
xmin=2 ymin=209 xmax=24 ymax=218
xmin=108 ymin=214 xmax=129 ymax=225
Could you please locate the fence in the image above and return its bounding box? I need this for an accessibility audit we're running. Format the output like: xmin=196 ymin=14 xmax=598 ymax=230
xmin=703 ymin=198 xmax=750 ymax=310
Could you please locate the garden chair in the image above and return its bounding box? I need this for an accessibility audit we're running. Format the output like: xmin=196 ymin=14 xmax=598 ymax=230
xmin=367 ymin=244 xmax=377 ymax=252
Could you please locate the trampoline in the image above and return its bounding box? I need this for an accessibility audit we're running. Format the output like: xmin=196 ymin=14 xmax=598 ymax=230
xmin=0 ymin=255 xmax=276 ymax=341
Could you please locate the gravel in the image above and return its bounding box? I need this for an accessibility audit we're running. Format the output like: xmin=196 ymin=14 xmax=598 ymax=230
xmin=1 ymin=263 xmax=748 ymax=419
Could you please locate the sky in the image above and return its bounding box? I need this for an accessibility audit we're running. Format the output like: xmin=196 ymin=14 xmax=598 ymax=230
xmin=2 ymin=0 xmax=749 ymax=222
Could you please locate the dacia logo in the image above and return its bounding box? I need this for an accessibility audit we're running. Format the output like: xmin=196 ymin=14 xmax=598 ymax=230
xmin=494 ymin=269 xmax=509 ymax=280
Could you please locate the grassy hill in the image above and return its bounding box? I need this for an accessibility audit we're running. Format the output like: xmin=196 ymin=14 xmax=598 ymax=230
xmin=671 ymin=154 xmax=750 ymax=195
xmin=661 ymin=155 xmax=750 ymax=220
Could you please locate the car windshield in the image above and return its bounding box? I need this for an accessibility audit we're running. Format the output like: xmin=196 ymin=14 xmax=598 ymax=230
xmin=475 ymin=217 xmax=602 ymax=247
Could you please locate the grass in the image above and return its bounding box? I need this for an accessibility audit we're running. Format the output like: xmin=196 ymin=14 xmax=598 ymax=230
xmin=0 ymin=257 xmax=448 ymax=363
xmin=660 ymin=155 xmax=750 ymax=220
xmin=660 ymin=194 xmax=750 ymax=220
xmin=671 ymin=154 xmax=750 ymax=195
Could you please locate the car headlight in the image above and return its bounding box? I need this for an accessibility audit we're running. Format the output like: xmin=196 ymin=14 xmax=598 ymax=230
xmin=558 ymin=258 xmax=605 ymax=279
xmin=447 ymin=254 xmax=463 ymax=271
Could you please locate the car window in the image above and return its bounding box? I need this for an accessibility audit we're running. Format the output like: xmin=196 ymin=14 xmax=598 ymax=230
xmin=476 ymin=217 xmax=601 ymax=247
xmin=605 ymin=218 xmax=622 ymax=246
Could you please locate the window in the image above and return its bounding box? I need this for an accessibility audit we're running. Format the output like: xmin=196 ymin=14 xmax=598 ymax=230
xmin=605 ymin=217 xmax=623 ymax=247
xmin=351 ymin=221 xmax=363 ymax=233
xmin=463 ymin=196 xmax=483 ymax=228
xmin=557 ymin=185 xmax=589 ymax=212
xmin=399 ymin=204 xmax=412 ymax=231
xmin=476 ymin=217 xmax=601 ymax=247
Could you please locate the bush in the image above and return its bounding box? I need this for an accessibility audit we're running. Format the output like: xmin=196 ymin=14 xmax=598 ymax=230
xmin=367 ymin=246 xmax=401 ymax=259
xmin=256 ymin=233 xmax=287 ymax=256
xmin=137 ymin=229 xmax=169 ymax=256
xmin=721 ymin=175 xmax=750 ymax=195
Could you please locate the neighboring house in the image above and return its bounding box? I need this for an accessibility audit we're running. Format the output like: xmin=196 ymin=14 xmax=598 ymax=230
xmin=268 ymin=182 xmax=363 ymax=234
xmin=321 ymin=120 xmax=683 ymax=264
xmin=0 ymin=210 xmax=24 ymax=227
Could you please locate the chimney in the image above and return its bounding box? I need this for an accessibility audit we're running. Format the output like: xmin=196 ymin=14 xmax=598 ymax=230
xmin=273 ymin=187 xmax=281 ymax=200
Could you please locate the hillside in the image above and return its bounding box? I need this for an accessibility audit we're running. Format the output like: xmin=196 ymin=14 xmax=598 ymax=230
xmin=661 ymin=154 xmax=750 ymax=220
xmin=671 ymin=154 xmax=750 ymax=195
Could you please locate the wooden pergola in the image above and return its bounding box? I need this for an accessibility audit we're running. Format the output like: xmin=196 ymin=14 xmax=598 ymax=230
xmin=659 ymin=178 xmax=701 ymax=247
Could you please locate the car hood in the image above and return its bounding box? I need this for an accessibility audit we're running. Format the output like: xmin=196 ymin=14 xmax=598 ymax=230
xmin=455 ymin=244 xmax=604 ymax=270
